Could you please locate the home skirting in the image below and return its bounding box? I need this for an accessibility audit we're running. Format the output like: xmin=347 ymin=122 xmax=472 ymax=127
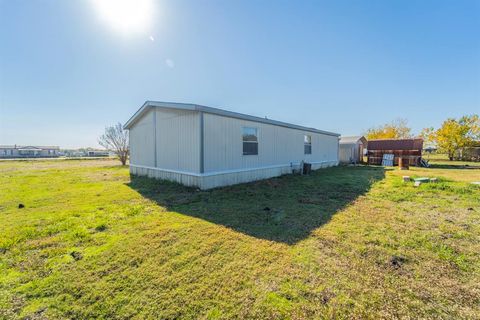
xmin=130 ymin=160 xmax=338 ymax=190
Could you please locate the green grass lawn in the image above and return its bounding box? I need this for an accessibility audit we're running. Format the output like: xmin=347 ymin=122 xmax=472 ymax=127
xmin=0 ymin=159 xmax=479 ymax=319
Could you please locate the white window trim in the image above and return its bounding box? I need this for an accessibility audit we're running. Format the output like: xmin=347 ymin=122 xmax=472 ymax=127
xmin=304 ymin=134 xmax=312 ymax=155
xmin=242 ymin=127 xmax=259 ymax=156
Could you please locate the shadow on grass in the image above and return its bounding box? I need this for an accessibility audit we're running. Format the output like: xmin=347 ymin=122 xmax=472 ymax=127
xmin=127 ymin=166 xmax=385 ymax=244
xmin=428 ymin=163 xmax=480 ymax=170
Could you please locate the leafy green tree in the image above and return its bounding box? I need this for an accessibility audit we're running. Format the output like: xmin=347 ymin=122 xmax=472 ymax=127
xmin=424 ymin=115 xmax=480 ymax=160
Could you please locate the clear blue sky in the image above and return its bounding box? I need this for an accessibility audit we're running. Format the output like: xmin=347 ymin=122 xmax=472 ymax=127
xmin=1 ymin=0 xmax=479 ymax=148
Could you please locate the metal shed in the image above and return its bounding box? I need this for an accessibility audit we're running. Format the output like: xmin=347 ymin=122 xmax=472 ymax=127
xmin=124 ymin=101 xmax=340 ymax=189
xmin=367 ymin=138 xmax=423 ymax=166
xmin=339 ymin=136 xmax=367 ymax=164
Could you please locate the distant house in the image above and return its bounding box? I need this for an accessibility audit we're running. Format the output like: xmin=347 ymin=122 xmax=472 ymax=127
xmin=85 ymin=149 xmax=110 ymax=157
xmin=0 ymin=145 xmax=60 ymax=159
xmin=423 ymin=146 xmax=437 ymax=153
xmin=124 ymin=101 xmax=340 ymax=189
xmin=63 ymin=149 xmax=85 ymax=157
xmin=62 ymin=148 xmax=110 ymax=157
xmin=367 ymin=139 xmax=423 ymax=166
xmin=339 ymin=136 xmax=367 ymax=164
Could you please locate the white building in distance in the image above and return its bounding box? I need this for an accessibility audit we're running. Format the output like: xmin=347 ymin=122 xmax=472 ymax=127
xmin=0 ymin=145 xmax=60 ymax=158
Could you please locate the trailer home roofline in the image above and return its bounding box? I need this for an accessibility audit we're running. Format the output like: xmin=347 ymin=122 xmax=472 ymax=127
xmin=123 ymin=101 xmax=340 ymax=137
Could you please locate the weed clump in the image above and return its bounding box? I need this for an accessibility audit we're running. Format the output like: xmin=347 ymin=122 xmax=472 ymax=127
xmin=390 ymin=255 xmax=407 ymax=269
xmin=70 ymin=251 xmax=83 ymax=261
xmin=95 ymin=224 xmax=107 ymax=232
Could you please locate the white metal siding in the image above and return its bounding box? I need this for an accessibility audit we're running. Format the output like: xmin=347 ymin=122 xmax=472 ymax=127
xmin=154 ymin=108 xmax=201 ymax=173
xmin=129 ymin=107 xmax=339 ymax=189
xmin=129 ymin=109 xmax=155 ymax=167
xmin=339 ymin=143 xmax=361 ymax=163
xmin=203 ymin=113 xmax=338 ymax=173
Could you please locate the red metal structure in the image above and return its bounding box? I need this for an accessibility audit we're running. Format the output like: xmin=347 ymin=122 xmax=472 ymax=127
xmin=367 ymin=138 xmax=423 ymax=166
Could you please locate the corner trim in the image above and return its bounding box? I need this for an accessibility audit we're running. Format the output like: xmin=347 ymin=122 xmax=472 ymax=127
xmin=153 ymin=108 xmax=157 ymax=167
xmin=199 ymin=112 xmax=204 ymax=173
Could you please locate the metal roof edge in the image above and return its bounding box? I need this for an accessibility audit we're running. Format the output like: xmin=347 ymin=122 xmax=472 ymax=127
xmin=124 ymin=101 xmax=340 ymax=137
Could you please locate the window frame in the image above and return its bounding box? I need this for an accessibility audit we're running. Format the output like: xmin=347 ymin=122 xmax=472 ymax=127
xmin=242 ymin=127 xmax=259 ymax=156
xmin=304 ymin=134 xmax=312 ymax=155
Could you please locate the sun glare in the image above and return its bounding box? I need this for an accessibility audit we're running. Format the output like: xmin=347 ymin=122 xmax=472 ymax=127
xmin=91 ymin=0 xmax=153 ymax=34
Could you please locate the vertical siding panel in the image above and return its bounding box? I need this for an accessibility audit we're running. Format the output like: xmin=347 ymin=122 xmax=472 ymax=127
xmin=130 ymin=109 xmax=338 ymax=189
xmin=203 ymin=113 xmax=338 ymax=173
xmin=153 ymin=108 xmax=200 ymax=173
xmin=129 ymin=110 xmax=155 ymax=166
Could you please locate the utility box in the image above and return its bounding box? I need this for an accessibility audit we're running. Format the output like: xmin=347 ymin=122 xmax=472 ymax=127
xmin=303 ymin=162 xmax=312 ymax=175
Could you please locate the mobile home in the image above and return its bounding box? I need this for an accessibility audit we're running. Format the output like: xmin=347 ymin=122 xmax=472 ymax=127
xmin=0 ymin=145 xmax=60 ymax=158
xmin=124 ymin=101 xmax=340 ymax=189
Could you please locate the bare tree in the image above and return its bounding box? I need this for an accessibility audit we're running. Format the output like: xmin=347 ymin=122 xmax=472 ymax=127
xmin=99 ymin=123 xmax=129 ymax=165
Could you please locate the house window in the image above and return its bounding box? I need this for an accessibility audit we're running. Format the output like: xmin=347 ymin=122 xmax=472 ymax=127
xmin=242 ymin=127 xmax=258 ymax=155
xmin=304 ymin=135 xmax=312 ymax=154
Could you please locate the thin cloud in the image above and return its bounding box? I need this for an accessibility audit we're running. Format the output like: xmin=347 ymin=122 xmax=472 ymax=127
xmin=149 ymin=35 xmax=155 ymax=42
xmin=165 ymin=59 xmax=175 ymax=68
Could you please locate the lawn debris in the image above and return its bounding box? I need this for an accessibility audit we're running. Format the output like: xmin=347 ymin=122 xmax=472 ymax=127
xmin=460 ymin=223 xmax=471 ymax=230
xmin=420 ymin=158 xmax=430 ymax=167
xmin=467 ymin=207 xmax=474 ymax=211
xmin=402 ymin=176 xmax=410 ymax=182
xmin=18 ymin=203 xmax=25 ymax=209
xmin=320 ymin=289 xmax=335 ymax=304
xmin=70 ymin=251 xmax=83 ymax=261
xmin=0 ymin=247 xmax=7 ymax=254
xmin=390 ymin=255 xmax=407 ymax=269
xmin=414 ymin=177 xmax=430 ymax=183
xmin=95 ymin=224 xmax=107 ymax=232
xmin=412 ymin=177 xmax=437 ymax=187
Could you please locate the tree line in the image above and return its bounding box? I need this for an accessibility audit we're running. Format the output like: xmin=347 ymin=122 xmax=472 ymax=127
xmin=365 ymin=115 xmax=480 ymax=161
